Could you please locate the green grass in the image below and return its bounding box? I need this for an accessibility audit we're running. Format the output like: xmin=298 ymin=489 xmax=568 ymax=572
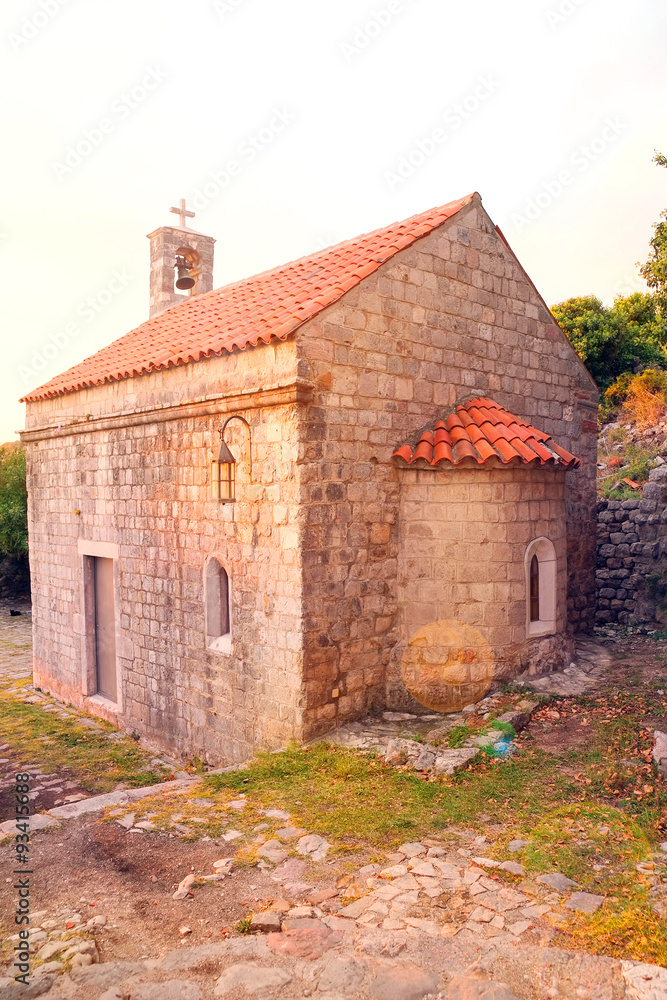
xmin=0 ymin=696 xmax=168 ymax=793
xmin=520 ymin=801 xmax=667 ymax=965
xmin=446 ymin=723 xmax=471 ymax=748
xmin=201 ymin=740 xmax=576 ymax=845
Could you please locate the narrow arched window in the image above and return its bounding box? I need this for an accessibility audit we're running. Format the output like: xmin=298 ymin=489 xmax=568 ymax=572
xmin=525 ymin=537 xmax=557 ymax=637
xmin=530 ymin=555 xmax=539 ymax=622
xmin=206 ymin=558 xmax=231 ymax=652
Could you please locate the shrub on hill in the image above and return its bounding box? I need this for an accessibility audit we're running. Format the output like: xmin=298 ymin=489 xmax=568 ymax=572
xmin=551 ymin=293 xmax=667 ymax=391
xmin=0 ymin=446 xmax=28 ymax=555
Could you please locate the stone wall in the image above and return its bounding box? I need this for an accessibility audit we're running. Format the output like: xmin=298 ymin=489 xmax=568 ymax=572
xmin=24 ymin=342 xmax=307 ymax=765
xmin=390 ymin=464 xmax=573 ymax=711
xmin=0 ymin=554 xmax=30 ymax=599
xmin=596 ymin=467 xmax=667 ymax=624
xmin=297 ymin=196 xmax=598 ymax=736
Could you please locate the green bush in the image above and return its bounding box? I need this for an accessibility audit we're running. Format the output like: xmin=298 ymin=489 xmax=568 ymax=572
xmin=552 ymin=293 xmax=667 ymax=391
xmin=0 ymin=448 xmax=28 ymax=555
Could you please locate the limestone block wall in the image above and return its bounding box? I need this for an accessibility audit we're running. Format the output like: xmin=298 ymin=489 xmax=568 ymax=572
xmin=390 ymin=465 xmax=572 ymax=711
xmin=24 ymin=342 xmax=306 ymax=765
xmin=296 ymin=196 xmax=597 ymax=737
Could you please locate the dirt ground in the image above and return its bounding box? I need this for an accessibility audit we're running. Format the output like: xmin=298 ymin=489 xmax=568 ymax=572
xmin=1 ymin=625 xmax=666 ymax=976
xmin=0 ymin=809 xmax=376 ymax=961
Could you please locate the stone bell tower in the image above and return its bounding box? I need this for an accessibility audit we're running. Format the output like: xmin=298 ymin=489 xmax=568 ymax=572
xmin=147 ymin=199 xmax=216 ymax=318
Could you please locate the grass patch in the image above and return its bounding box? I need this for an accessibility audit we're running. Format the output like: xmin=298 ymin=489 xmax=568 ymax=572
xmin=446 ymin=724 xmax=470 ymax=748
xmin=526 ymin=802 xmax=667 ymax=966
xmin=524 ymin=802 xmax=650 ymax=888
xmin=561 ymin=904 xmax=667 ymax=967
xmin=0 ymin=696 xmax=168 ymax=793
xmin=202 ymin=741 xmax=576 ymax=846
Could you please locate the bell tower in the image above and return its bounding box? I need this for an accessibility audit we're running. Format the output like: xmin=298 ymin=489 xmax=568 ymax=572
xmin=147 ymin=199 xmax=215 ymax=318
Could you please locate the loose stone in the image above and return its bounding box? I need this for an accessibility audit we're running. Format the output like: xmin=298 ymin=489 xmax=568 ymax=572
xmin=249 ymin=911 xmax=282 ymax=933
xmin=369 ymin=961 xmax=439 ymax=1000
xmin=317 ymin=955 xmax=366 ymax=993
xmin=172 ymin=874 xmax=195 ymax=900
xmin=397 ymin=842 xmax=427 ymax=858
xmin=565 ymin=891 xmax=605 ymax=914
xmin=507 ymin=920 xmax=533 ymax=935
xmin=214 ymin=962 xmax=292 ymax=996
xmin=538 ymin=872 xmax=580 ymax=891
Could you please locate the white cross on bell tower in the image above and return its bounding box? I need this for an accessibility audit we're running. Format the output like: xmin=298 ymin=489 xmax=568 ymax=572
xmin=169 ymin=198 xmax=195 ymax=229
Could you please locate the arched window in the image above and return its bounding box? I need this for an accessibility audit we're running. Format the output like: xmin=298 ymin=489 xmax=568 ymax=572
xmin=525 ymin=538 xmax=557 ymax=637
xmin=205 ymin=558 xmax=231 ymax=653
xmin=530 ymin=555 xmax=540 ymax=622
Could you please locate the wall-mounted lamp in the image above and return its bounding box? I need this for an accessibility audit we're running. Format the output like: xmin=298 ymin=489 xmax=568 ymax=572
xmin=211 ymin=429 xmax=236 ymax=502
xmin=211 ymin=416 xmax=251 ymax=503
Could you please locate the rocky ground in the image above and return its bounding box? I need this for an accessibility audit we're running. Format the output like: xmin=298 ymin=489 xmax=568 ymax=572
xmin=3 ymin=811 xmax=666 ymax=1000
xmin=1 ymin=607 xmax=667 ymax=999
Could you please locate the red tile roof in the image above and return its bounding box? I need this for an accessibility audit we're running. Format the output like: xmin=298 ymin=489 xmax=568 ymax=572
xmin=21 ymin=194 xmax=475 ymax=402
xmin=393 ymin=398 xmax=581 ymax=469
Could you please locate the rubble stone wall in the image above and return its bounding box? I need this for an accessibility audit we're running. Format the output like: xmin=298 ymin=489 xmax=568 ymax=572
xmin=596 ymin=467 xmax=667 ymax=624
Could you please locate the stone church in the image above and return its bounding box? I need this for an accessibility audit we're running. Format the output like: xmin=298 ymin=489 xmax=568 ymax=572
xmin=20 ymin=192 xmax=598 ymax=764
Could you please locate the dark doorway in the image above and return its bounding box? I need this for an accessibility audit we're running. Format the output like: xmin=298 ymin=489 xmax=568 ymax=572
xmin=92 ymin=556 xmax=117 ymax=701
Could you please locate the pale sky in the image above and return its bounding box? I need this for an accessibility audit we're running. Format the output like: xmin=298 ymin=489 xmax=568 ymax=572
xmin=2 ymin=0 xmax=665 ymax=442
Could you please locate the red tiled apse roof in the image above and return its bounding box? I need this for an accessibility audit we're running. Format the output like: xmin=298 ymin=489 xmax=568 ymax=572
xmin=21 ymin=194 xmax=476 ymax=402
xmin=393 ymin=398 xmax=581 ymax=468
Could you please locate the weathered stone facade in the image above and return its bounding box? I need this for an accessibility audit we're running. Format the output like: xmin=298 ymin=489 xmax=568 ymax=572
xmin=390 ymin=465 xmax=572 ymax=714
xmin=295 ymin=201 xmax=597 ymax=736
xmin=22 ymin=194 xmax=598 ymax=763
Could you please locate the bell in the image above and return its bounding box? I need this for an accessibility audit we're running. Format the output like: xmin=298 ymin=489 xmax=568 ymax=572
xmin=175 ymin=264 xmax=195 ymax=290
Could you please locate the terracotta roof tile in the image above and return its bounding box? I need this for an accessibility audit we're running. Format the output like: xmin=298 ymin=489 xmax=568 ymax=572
xmin=393 ymin=398 xmax=581 ymax=469
xmin=21 ymin=194 xmax=475 ymax=403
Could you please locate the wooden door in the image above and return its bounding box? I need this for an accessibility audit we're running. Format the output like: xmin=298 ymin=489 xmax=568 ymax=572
xmin=93 ymin=557 xmax=117 ymax=701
